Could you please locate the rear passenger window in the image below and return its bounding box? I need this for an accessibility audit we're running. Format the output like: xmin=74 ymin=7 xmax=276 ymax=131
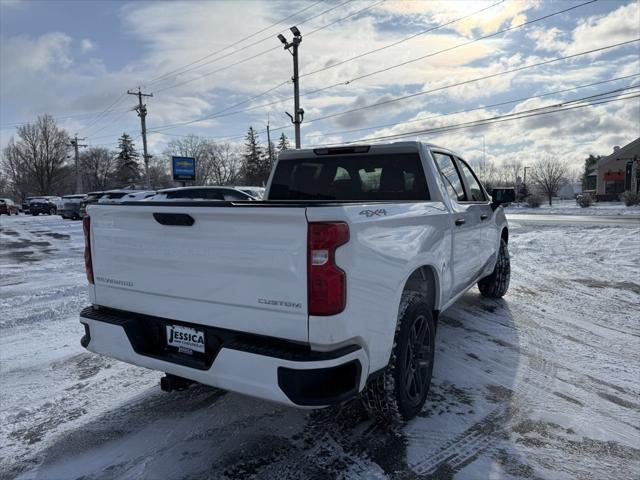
xmin=457 ymin=159 xmax=486 ymax=202
xmin=433 ymin=152 xmax=466 ymax=202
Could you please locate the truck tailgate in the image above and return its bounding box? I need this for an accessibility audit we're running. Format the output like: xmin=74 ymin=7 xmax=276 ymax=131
xmin=89 ymin=204 xmax=309 ymax=342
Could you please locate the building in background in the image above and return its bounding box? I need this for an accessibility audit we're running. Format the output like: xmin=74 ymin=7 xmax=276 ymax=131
xmin=595 ymin=137 xmax=639 ymax=200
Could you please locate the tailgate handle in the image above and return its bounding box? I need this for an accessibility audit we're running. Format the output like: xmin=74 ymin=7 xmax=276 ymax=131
xmin=153 ymin=213 xmax=195 ymax=226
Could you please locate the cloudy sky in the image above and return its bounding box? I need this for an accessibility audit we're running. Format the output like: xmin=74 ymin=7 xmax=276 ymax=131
xmin=1 ymin=0 xmax=639 ymax=170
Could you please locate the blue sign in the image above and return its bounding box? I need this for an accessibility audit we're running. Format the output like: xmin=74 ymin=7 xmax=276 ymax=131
xmin=172 ymin=156 xmax=196 ymax=181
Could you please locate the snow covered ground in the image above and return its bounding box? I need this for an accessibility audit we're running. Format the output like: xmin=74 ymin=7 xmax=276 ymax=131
xmin=1 ymin=214 xmax=639 ymax=480
xmin=505 ymin=200 xmax=640 ymax=216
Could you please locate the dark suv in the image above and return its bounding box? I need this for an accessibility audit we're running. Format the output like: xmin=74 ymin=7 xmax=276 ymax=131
xmin=79 ymin=191 xmax=106 ymax=217
xmin=29 ymin=197 xmax=59 ymax=216
xmin=59 ymin=194 xmax=86 ymax=220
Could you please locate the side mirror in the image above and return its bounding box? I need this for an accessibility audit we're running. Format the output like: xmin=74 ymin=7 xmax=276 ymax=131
xmin=491 ymin=188 xmax=515 ymax=210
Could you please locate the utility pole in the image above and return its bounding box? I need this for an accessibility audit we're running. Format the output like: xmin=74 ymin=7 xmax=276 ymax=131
xmin=266 ymin=114 xmax=273 ymax=165
xmin=68 ymin=136 xmax=87 ymax=193
xmin=277 ymin=27 xmax=303 ymax=149
xmin=523 ymin=166 xmax=531 ymax=186
xmin=127 ymin=88 xmax=153 ymax=187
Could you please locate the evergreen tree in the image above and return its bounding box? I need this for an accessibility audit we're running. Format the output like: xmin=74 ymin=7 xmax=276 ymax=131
xmin=581 ymin=154 xmax=600 ymax=191
xmin=242 ymin=126 xmax=270 ymax=185
xmin=276 ymin=132 xmax=290 ymax=152
xmin=114 ymin=133 xmax=141 ymax=186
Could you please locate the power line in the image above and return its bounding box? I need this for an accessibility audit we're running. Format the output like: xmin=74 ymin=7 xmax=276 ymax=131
xmin=0 ymin=108 xmax=129 ymax=129
xmin=302 ymin=0 xmax=598 ymax=96
xmin=145 ymin=1 xmax=324 ymax=87
xmin=153 ymin=0 xmax=381 ymax=94
xmin=304 ymin=38 xmax=640 ymax=126
xmin=150 ymin=0 xmax=354 ymax=90
xmin=152 ymin=80 xmax=291 ymax=131
xmin=150 ymin=0 xmax=606 ymax=130
xmin=78 ymin=92 xmax=128 ymax=134
xmin=149 ymin=38 xmax=640 ymax=134
xmin=317 ymin=90 xmax=640 ymax=146
xmin=306 ymin=73 xmax=640 ymax=140
xmin=300 ymin=0 xmax=504 ymax=78
xmin=148 ymin=77 xmax=640 ymax=145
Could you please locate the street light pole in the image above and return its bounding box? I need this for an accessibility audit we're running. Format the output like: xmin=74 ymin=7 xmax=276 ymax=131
xmin=278 ymin=27 xmax=304 ymax=149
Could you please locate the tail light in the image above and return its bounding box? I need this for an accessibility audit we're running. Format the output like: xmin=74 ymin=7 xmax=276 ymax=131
xmin=83 ymin=215 xmax=94 ymax=284
xmin=308 ymin=222 xmax=349 ymax=316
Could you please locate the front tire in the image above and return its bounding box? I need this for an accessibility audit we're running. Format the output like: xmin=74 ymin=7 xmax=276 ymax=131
xmin=478 ymin=238 xmax=510 ymax=298
xmin=362 ymin=293 xmax=435 ymax=422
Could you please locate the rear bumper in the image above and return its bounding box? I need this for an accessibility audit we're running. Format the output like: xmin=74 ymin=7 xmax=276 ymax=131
xmin=60 ymin=207 xmax=80 ymax=217
xmin=80 ymin=306 xmax=368 ymax=407
xmin=29 ymin=205 xmax=51 ymax=213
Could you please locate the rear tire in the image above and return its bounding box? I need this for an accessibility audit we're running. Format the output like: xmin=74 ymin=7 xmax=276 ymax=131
xmin=478 ymin=238 xmax=510 ymax=298
xmin=362 ymin=293 xmax=435 ymax=422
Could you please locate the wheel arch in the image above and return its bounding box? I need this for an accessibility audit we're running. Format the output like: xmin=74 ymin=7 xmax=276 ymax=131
xmin=399 ymin=265 xmax=440 ymax=323
xmin=501 ymin=227 xmax=509 ymax=244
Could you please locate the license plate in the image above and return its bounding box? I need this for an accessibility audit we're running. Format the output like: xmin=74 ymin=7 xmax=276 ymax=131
xmin=166 ymin=324 xmax=205 ymax=353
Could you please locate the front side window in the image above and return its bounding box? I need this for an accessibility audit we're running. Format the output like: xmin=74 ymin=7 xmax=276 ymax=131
xmin=432 ymin=152 xmax=465 ymax=202
xmin=457 ymin=159 xmax=486 ymax=202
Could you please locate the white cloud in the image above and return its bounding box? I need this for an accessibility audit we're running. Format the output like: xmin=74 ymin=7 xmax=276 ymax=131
xmin=379 ymin=0 xmax=540 ymax=36
xmin=81 ymin=38 xmax=95 ymax=53
xmin=527 ymin=3 xmax=639 ymax=58
xmin=527 ymin=27 xmax=567 ymax=52
xmin=0 ymin=32 xmax=72 ymax=75
xmin=564 ymin=3 xmax=639 ymax=56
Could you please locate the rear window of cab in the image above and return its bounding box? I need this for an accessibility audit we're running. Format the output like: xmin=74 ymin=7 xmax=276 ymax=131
xmin=269 ymin=153 xmax=429 ymax=201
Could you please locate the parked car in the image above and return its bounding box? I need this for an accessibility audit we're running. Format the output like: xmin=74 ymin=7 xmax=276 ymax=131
xmin=234 ymin=186 xmax=265 ymax=199
xmin=79 ymin=142 xmax=514 ymax=422
xmin=59 ymin=194 xmax=87 ymax=220
xmin=0 ymin=198 xmax=19 ymax=215
xmin=21 ymin=196 xmax=37 ymax=213
xmin=79 ymin=191 xmax=107 ymax=217
xmin=121 ymin=190 xmax=156 ymax=201
xmin=97 ymin=190 xmax=135 ymax=205
xmin=28 ymin=197 xmax=60 ymax=216
xmin=145 ymin=186 xmax=256 ymax=201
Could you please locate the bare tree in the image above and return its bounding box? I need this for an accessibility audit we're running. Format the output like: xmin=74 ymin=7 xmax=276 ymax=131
xmin=81 ymin=147 xmax=116 ymax=191
xmin=530 ymin=156 xmax=568 ymax=206
xmin=165 ymin=135 xmax=215 ymax=185
xmin=503 ymin=159 xmax=523 ymax=188
xmin=164 ymin=135 xmax=242 ymax=186
xmin=5 ymin=115 xmax=68 ymax=195
xmin=1 ymin=115 xmax=69 ymax=197
xmin=210 ymin=142 xmax=242 ymax=185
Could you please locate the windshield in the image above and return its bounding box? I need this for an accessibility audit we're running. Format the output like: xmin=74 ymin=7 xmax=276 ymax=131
xmin=269 ymin=153 xmax=429 ymax=201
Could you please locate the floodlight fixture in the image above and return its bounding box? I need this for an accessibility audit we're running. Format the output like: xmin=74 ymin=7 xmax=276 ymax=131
xmin=290 ymin=26 xmax=301 ymax=37
xmin=277 ymin=34 xmax=287 ymax=45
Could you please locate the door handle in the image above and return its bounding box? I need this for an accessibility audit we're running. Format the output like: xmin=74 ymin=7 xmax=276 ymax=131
xmin=455 ymin=218 xmax=466 ymax=226
xmin=153 ymin=213 xmax=195 ymax=226
xmin=480 ymin=214 xmax=489 ymax=221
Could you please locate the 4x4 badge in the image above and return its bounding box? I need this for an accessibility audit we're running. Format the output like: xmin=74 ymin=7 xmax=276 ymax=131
xmin=359 ymin=209 xmax=387 ymax=217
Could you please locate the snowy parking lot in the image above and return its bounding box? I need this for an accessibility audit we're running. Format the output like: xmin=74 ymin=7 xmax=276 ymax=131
xmin=1 ymin=213 xmax=639 ymax=480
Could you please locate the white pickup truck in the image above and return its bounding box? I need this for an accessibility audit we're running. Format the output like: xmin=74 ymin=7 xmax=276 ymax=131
xmin=79 ymin=142 xmax=513 ymax=421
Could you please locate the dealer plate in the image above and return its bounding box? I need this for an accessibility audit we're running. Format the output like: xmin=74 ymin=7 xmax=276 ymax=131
xmin=166 ymin=324 xmax=205 ymax=353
